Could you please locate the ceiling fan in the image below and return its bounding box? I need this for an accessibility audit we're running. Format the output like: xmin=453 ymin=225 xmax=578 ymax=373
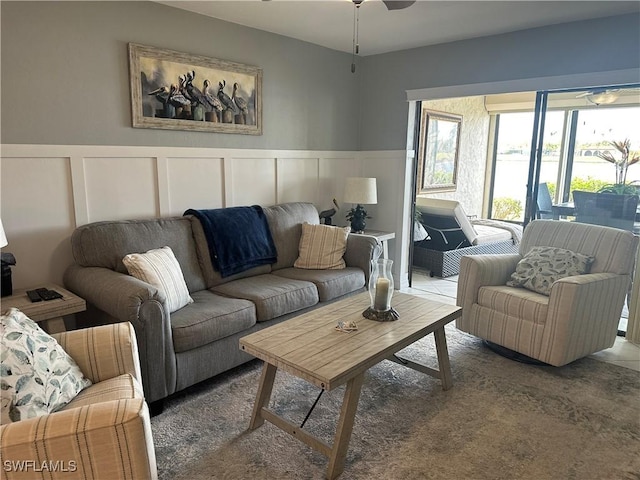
xmin=576 ymin=87 xmax=640 ymax=105
xmin=378 ymin=1 xmax=417 ymax=10
xmin=576 ymin=88 xmax=620 ymax=105
xmin=349 ymin=0 xmax=416 ymax=72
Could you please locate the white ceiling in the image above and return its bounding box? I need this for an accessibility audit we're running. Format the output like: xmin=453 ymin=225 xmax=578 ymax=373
xmin=157 ymin=0 xmax=640 ymax=56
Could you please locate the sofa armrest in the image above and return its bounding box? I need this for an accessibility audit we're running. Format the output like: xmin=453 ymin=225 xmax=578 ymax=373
xmin=541 ymin=272 xmax=629 ymax=366
xmin=0 ymin=399 xmax=157 ymax=479
xmin=63 ymin=265 xmax=175 ymax=403
xmin=52 ymin=323 xmax=142 ymax=384
xmin=344 ymin=234 xmax=382 ymax=285
xmin=63 ymin=265 xmax=165 ymax=321
xmin=456 ymin=254 xmax=521 ymax=312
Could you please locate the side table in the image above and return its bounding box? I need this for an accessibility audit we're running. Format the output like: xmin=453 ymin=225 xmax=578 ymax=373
xmin=1 ymin=283 xmax=86 ymax=333
xmin=354 ymin=230 xmax=395 ymax=259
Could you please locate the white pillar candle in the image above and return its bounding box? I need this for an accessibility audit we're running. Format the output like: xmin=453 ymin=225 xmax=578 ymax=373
xmin=374 ymin=277 xmax=391 ymax=311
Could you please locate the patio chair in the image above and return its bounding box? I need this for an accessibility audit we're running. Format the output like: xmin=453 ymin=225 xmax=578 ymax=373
xmin=572 ymin=190 xmax=639 ymax=232
xmin=536 ymin=183 xmax=554 ymax=219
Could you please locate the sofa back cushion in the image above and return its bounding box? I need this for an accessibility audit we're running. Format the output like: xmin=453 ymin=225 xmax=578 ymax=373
xmin=70 ymin=217 xmax=207 ymax=293
xmin=189 ymin=216 xmax=271 ymax=288
xmin=263 ymin=203 xmax=320 ymax=271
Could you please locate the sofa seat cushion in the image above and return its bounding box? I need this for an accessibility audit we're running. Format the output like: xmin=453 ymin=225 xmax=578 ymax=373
xmin=478 ymin=285 xmax=549 ymax=325
xmin=61 ymin=374 xmax=143 ymax=410
xmin=273 ymin=267 xmax=365 ymax=302
xmin=170 ymin=290 xmax=257 ymax=353
xmin=211 ymin=274 xmax=319 ymax=322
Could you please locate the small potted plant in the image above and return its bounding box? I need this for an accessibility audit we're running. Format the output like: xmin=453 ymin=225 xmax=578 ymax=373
xmin=346 ymin=205 xmax=371 ymax=233
xmin=414 ymin=209 xmax=429 ymax=242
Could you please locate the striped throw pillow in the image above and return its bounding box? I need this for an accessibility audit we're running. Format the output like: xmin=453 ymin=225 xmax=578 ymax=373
xmin=294 ymin=223 xmax=350 ymax=270
xmin=123 ymin=246 xmax=193 ymax=313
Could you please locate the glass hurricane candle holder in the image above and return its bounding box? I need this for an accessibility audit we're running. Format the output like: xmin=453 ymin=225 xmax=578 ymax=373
xmin=362 ymin=258 xmax=399 ymax=322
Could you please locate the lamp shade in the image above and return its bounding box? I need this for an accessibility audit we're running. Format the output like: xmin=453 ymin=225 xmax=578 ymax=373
xmin=343 ymin=177 xmax=377 ymax=205
xmin=0 ymin=219 xmax=7 ymax=248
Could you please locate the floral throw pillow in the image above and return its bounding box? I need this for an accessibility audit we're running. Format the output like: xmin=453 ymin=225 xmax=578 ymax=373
xmin=507 ymin=246 xmax=595 ymax=296
xmin=1 ymin=308 xmax=91 ymax=422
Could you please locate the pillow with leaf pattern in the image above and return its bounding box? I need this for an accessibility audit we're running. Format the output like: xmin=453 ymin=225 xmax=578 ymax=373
xmin=507 ymin=246 xmax=595 ymax=296
xmin=1 ymin=308 xmax=91 ymax=423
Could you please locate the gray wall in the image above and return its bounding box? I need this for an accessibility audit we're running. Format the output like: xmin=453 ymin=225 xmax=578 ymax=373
xmin=359 ymin=14 xmax=640 ymax=150
xmin=2 ymin=2 xmax=638 ymax=153
xmin=1 ymin=1 xmax=361 ymax=151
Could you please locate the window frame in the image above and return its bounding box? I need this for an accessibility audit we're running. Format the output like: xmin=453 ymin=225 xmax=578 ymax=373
xmin=416 ymin=109 xmax=462 ymax=193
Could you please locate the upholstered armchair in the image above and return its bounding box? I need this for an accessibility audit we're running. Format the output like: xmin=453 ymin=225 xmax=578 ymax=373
xmin=456 ymin=220 xmax=638 ymax=366
xmin=0 ymin=323 xmax=158 ymax=479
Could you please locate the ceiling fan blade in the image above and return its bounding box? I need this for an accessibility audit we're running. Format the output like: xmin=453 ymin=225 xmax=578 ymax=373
xmin=382 ymin=1 xmax=416 ymax=11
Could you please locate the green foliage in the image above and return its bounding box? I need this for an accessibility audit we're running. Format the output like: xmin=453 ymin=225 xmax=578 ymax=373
xmin=426 ymin=169 xmax=453 ymax=186
xmin=597 ymin=182 xmax=640 ymax=195
xmin=492 ymin=197 xmax=523 ymax=221
xmin=346 ymin=204 xmax=370 ymax=221
xmin=545 ymin=177 xmax=609 ymax=201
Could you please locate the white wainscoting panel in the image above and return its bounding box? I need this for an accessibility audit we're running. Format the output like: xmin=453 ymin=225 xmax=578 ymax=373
xmin=0 ymin=156 xmax=76 ymax=289
xmin=3 ymin=145 xmax=411 ymax=291
xmin=228 ymin=157 xmax=277 ymax=207
xmin=318 ymin=158 xmax=361 ymax=216
xmin=83 ymin=157 xmax=158 ymax=223
xmin=276 ymin=157 xmax=319 ymax=205
xmin=164 ymin=156 xmax=225 ymax=215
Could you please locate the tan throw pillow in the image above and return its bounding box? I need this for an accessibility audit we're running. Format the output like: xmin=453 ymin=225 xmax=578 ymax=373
xmin=294 ymin=223 xmax=350 ymax=270
xmin=507 ymin=246 xmax=595 ymax=296
xmin=123 ymin=246 xmax=193 ymax=313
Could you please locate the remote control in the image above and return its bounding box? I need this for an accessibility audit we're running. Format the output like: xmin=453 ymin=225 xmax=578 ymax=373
xmin=26 ymin=289 xmax=43 ymax=302
xmin=38 ymin=289 xmax=63 ymax=301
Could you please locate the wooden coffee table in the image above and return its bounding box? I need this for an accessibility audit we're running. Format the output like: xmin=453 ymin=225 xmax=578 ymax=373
xmin=239 ymin=291 xmax=462 ymax=479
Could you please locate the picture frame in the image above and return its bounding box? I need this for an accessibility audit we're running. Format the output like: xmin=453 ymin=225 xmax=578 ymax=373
xmin=417 ymin=110 xmax=462 ymax=192
xmin=128 ymin=43 xmax=262 ymax=135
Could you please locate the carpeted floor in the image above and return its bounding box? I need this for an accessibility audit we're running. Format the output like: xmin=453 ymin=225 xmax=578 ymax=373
xmin=151 ymin=325 xmax=640 ymax=479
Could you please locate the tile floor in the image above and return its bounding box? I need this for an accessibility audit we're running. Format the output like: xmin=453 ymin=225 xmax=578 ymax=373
xmin=400 ymin=268 xmax=640 ymax=372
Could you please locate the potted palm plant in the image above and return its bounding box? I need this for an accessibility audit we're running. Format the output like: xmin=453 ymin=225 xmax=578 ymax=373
xmin=596 ymin=139 xmax=640 ymax=194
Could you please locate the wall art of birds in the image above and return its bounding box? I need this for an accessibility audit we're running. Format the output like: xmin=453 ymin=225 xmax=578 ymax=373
xmin=184 ymin=70 xmax=208 ymax=120
xmin=217 ymin=80 xmax=236 ymax=112
xmin=167 ymin=84 xmax=190 ymax=109
xmin=232 ymin=83 xmax=248 ymax=115
xmin=148 ymin=85 xmax=175 ymax=118
xmin=185 ymin=71 xmax=207 ymax=106
xmin=203 ymin=79 xmax=224 ymax=117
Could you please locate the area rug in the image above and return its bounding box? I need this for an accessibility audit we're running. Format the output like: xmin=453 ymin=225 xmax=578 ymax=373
xmin=151 ymin=325 xmax=640 ymax=479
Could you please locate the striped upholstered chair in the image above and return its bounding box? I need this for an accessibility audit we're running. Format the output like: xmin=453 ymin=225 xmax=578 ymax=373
xmin=456 ymin=220 xmax=638 ymax=366
xmin=0 ymin=323 xmax=157 ymax=479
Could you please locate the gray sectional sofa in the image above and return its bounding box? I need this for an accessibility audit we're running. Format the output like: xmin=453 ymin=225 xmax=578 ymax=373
xmin=63 ymin=202 xmax=381 ymax=405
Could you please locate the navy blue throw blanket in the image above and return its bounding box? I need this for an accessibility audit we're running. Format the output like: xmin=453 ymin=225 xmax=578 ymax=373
xmin=184 ymin=206 xmax=277 ymax=277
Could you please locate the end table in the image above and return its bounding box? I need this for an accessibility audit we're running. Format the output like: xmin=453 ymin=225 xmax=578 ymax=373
xmin=353 ymin=230 xmax=395 ymax=259
xmin=1 ymin=283 xmax=86 ymax=333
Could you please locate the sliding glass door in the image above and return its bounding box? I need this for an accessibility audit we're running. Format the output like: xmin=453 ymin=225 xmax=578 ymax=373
xmin=489 ymin=85 xmax=640 ymax=225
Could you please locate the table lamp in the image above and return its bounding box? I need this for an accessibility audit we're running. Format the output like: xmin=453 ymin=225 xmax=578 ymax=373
xmin=0 ymin=219 xmax=16 ymax=297
xmin=344 ymin=177 xmax=377 ymax=233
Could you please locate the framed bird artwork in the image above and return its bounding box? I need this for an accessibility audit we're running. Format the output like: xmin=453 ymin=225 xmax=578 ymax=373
xmin=128 ymin=43 xmax=262 ymax=135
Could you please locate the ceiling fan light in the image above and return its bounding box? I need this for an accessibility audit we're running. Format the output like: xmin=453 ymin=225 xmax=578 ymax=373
xmin=586 ymin=92 xmax=619 ymax=105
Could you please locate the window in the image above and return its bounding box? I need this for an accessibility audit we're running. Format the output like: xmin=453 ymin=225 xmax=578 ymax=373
xmin=489 ymin=100 xmax=640 ymax=221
